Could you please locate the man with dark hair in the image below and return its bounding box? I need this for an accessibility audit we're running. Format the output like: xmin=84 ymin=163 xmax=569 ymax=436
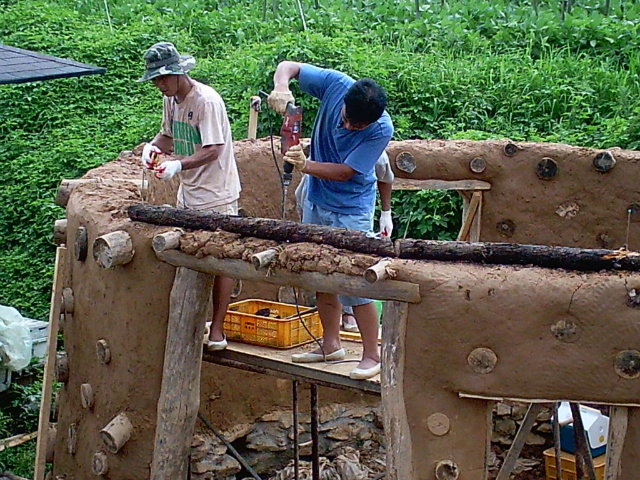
xmin=138 ymin=42 xmax=241 ymax=352
xmin=268 ymin=61 xmax=393 ymax=380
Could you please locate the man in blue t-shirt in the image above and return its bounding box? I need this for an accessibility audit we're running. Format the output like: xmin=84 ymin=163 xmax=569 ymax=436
xmin=268 ymin=61 xmax=393 ymax=380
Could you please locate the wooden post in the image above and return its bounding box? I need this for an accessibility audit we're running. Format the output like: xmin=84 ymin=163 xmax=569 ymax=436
xmin=93 ymin=230 xmax=135 ymax=268
xmin=604 ymin=406 xmax=628 ymax=479
xmin=34 ymin=247 xmax=66 ymax=480
xmin=55 ymin=178 xmax=147 ymax=207
xmin=100 ymin=412 xmax=133 ymax=454
xmin=150 ymin=267 xmax=214 ymax=480
xmin=248 ymin=96 xmax=261 ymax=140
xmin=381 ymin=301 xmax=414 ymax=480
xmin=457 ymin=191 xmax=481 ymax=241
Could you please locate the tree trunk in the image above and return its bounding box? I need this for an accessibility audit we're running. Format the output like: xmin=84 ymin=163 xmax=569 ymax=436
xmin=128 ymin=204 xmax=395 ymax=257
xmin=396 ymin=239 xmax=640 ymax=272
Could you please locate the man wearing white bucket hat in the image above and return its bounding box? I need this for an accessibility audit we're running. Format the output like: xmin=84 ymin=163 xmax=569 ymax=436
xmin=138 ymin=42 xmax=241 ymax=352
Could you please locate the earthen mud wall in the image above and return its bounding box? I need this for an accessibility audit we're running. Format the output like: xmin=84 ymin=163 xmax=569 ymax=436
xmin=51 ymin=138 xmax=640 ymax=479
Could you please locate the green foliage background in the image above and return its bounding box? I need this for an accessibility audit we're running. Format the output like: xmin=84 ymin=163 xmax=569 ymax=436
xmin=3 ymin=0 xmax=640 ymax=320
xmin=2 ymin=0 xmax=640 ymax=474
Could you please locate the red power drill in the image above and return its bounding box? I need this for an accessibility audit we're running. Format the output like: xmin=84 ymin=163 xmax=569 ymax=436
xmin=280 ymin=102 xmax=302 ymax=186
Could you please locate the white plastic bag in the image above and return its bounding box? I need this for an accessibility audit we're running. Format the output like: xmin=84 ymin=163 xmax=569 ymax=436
xmin=0 ymin=305 xmax=32 ymax=371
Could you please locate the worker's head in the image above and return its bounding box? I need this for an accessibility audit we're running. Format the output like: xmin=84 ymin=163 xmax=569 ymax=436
xmin=137 ymin=42 xmax=195 ymax=83
xmin=342 ymin=78 xmax=388 ymax=130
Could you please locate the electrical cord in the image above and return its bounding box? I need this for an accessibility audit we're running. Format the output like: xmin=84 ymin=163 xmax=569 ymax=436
xmin=258 ymin=90 xmax=287 ymax=219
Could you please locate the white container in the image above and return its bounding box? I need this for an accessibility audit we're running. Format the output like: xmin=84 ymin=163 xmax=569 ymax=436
xmin=557 ymin=402 xmax=609 ymax=449
xmin=24 ymin=318 xmax=49 ymax=362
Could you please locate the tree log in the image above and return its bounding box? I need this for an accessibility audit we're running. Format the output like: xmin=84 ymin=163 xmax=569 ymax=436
xmin=80 ymin=383 xmax=94 ymax=410
xmin=61 ymin=288 xmax=74 ymax=314
xmin=100 ymin=412 xmax=132 ymax=454
xmin=396 ymin=239 xmax=640 ymax=272
xmin=55 ymin=352 xmax=69 ymax=384
xmin=53 ymin=219 xmax=67 ymax=245
xmin=251 ymin=248 xmax=279 ymax=270
xmin=55 ymin=178 xmax=147 ymax=207
xmin=129 ymin=204 xmax=395 ymax=257
xmin=364 ymin=258 xmax=394 ymax=283
xmin=96 ymin=339 xmax=111 ymax=364
xmin=93 ymin=231 xmax=134 ymax=268
xmin=152 ymin=230 xmax=183 ymax=253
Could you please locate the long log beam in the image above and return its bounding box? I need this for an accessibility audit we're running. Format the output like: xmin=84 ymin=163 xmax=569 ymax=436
xmin=128 ymin=204 xmax=395 ymax=257
xmin=396 ymin=239 xmax=640 ymax=272
xmin=156 ymin=249 xmax=421 ymax=303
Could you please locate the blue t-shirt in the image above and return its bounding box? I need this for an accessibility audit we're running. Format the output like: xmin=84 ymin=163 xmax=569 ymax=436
xmin=299 ymin=65 xmax=394 ymax=216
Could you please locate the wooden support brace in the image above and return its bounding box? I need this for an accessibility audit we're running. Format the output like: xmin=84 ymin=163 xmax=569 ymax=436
xmin=457 ymin=191 xmax=482 ymax=241
xmin=152 ymin=230 xmax=183 ymax=253
xmin=364 ymin=258 xmax=395 ymax=283
xmin=100 ymin=412 xmax=132 ymax=454
xmin=251 ymin=248 xmax=279 ymax=270
xmin=53 ymin=219 xmax=67 ymax=245
xmin=392 ymin=178 xmax=491 ymax=191
xmin=604 ymin=406 xmax=628 ymax=479
xmin=93 ymin=230 xmax=134 ymax=268
xmin=34 ymin=247 xmax=66 ymax=480
xmin=495 ymin=403 xmax=545 ymax=480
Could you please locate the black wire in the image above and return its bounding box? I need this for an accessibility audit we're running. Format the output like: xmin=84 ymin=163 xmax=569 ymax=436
xmin=259 ymin=91 xmax=287 ymax=219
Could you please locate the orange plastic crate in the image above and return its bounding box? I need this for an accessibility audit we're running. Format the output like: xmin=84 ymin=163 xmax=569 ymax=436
xmin=543 ymin=448 xmax=606 ymax=480
xmin=224 ymin=299 xmax=322 ymax=349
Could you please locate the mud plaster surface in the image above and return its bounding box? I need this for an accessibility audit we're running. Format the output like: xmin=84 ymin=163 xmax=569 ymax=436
xmin=55 ymin=138 xmax=640 ymax=479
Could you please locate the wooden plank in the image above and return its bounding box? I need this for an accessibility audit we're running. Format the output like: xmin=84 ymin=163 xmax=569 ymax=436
xmin=604 ymin=406 xmax=628 ymax=480
xmin=495 ymin=403 xmax=545 ymax=480
xmin=150 ymin=267 xmax=214 ymax=480
xmin=203 ymin=344 xmax=381 ymax=395
xmin=457 ymin=191 xmax=481 ymax=241
xmin=0 ymin=431 xmax=37 ymax=452
xmin=156 ymin=249 xmax=421 ymax=303
xmin=34 ymin=246 xmax=66 ymax=480
xmin=392 ymin=178 xmax=491 ymax=191
xmin=381 ymin=301 xmax=413 ymax=480
xmin=458 ymin=392 xmax=640 ymax=408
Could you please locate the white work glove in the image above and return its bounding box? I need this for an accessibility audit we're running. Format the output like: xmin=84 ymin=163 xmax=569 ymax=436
xmin=154 ymin=160 xmax=182 ymax=180
xmin=379 ymin=210 xmax=393 ymax=237
xmin=142 ymin=143 xmax=162 ymax=169
xmin=284 ymin=144 xmax=307 ymax=171
xmin=267 ymin=90 xmax=295 ymax=116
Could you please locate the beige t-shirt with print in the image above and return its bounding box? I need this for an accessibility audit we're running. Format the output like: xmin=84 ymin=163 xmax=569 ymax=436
xmin=161 ymin=80 xmax=241 ymax=211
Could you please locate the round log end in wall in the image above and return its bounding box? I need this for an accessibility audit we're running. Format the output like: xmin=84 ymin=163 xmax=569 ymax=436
xmin=231 ymin=279 xmax=243 ymax=299
xmin=75 ymin=226 xmax=88 ymax=262
xmin=427 ymin=413 xmax=451 ymax=436
xmin=92 ymin=450 xmax=109 ymax=475
xmin=503 ymin=142 xmax=519 ymax=157
xmin=100 ymin=412 xmax=133 ymax=454
xmin=469 ymin=157 xmax=486 ymax=173
xmin=395 ymin=151 xmax=417 ymax=174
xmin=467 ymin=347 xmax=498 ymax=374
xmin=536 ymin=157 xmax=559 ymax=180
xmin=435 ymin=460 xmax=460 ymax=480
xmin=550 ymin=319 xmax=581 ymax=343
xmin=53 ymin=219 xmax=68 ymax=246
xmin=67 ymin=423 xmax=78 ymax=455
xmin=96 ymin=339 xmax=111 ymax=364
xmin=81 ymin=383 xmax=94 ymax=410
xmin=495 ymin=219 xmax=516 ymax=238
xmin=614 ymin=350 xmax=640 ymax=379
xmin=593 ymin=151 xmax=616 ymax=173
xmin=93 ymin=230 xmax=134 ymax=269
xmin=152 ymin=229 xmax=183 ymax=253
xmin=55 ymin=352 xmax=69 ymax=384
xmin=61 ymin=287 xmax=74 ymax=314
xmin=59 ymin=313 xmax=66 ymax=335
